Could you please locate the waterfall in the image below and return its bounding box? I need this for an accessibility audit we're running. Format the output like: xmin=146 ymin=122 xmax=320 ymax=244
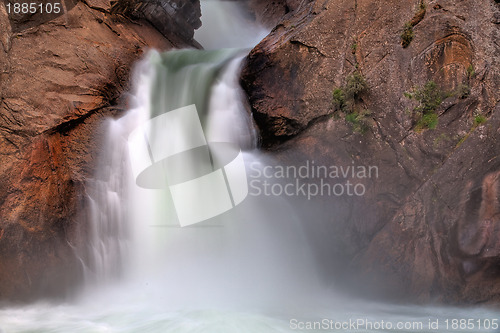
xmin=194 ymin=0 xmax=267 ymax=50
xmin=1 ymin=1 xmax=499 ymax=332
xmin=74 ymin=0 xmax=322 ymax=308
xmin=76 ymin=120 xmax=130 ymax=286
xmin=76 ymin=0 xmax=267 ymax=286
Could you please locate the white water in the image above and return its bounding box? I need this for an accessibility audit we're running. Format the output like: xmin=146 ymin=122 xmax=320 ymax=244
xmin=1 ymin=1 xmax=499 ymax=332
xmin=194 ymin=1 xmax=268 ymax=50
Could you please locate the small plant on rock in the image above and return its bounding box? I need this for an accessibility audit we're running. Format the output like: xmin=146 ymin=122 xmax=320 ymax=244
xmin=332 ymin=88 xmax=347 ymax=112
xmin=416 ymin=112 xmax=438 ymax=131
xmin=345 ymin=71 xmax=368 ymax=100
xmin=401 ymin=1 xmax=426 ymax=48
xmin=412 ymin=81 xmax=443 ymax=114
xmin=332 ymin=71 xmax=368 ymax=113
xmin=401 ymin=23 xmax=414 ymax=48
xmin=351 ymin=42 xmax=357 ymax=54
xmin=467 ymin=64 xmax=475 ymax=80
xmin=455 ymin=83 xmax=471 ymax=99
xmin=474 ymin=115 xmax=487 ymax=126
xmin=332 ymin=71 xmax=370 ymax=133
xmin=345 ymin=109 xmax=372 ymax=134
xmin=405 ymin=80 xmax=445 ymax=131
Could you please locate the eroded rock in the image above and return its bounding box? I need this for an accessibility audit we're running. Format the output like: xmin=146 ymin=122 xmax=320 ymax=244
xmin=0 ymin=0 xmax=200 ymax=301
xmin=242 ymin=0 xmax=500 ymax=303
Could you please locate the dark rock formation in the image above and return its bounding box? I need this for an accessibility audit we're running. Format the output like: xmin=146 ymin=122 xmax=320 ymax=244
xmin=247 ymin=0 xmax=311 ymax=28
xmin=242 ymin=0 xmax=500 ymax=303
xmin=0 ymin=0 xmax=200 ymax=301
xmin=110 ymin=0 xmax=201 ymax=45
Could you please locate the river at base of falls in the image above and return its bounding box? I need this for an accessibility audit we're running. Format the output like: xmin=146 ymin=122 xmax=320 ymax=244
xmin=1 ymin=291 xmax=498 ymax=333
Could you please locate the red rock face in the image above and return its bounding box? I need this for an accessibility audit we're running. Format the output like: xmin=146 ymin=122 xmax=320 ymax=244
xmin=0 ymin=0 xmax=199 ymax=301
xmin=247 ymin=0 xmax=311 ymax=28
xmin=242 ymin=0 xmax=500 ymax=303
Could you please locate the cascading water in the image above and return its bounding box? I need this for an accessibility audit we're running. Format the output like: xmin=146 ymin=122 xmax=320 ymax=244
xmin=1 ymin=1 xmax=499 ymax=332
xmin=76 ymin=1 xmax=268 ymax=290
xmin=116 ymin=45 xmax=323 ymax=310
xmin=75 ymin=116 xmax=132 ymax=287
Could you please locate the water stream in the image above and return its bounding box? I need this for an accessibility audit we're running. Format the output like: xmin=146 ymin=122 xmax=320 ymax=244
xmin=0 ymin=1 xmax=499 ymax=332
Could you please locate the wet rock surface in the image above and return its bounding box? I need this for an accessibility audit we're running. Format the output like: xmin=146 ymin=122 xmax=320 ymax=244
xmin=110 ymin=0 xmax=201 ymax=45
xmin=0 ymin=0 xmax=200 ymax=301
xmin=242 ymin=0 xmax=500 ymax=303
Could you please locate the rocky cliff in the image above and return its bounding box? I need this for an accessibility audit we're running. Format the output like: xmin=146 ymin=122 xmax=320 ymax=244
xmin=242 ymin=0 xmax=500 ymax=303
xmin=247 ymin=0 xmax=306 ymax=28
xmin=1 ymin=0 xmax=498 ymax=305
xmin=0 ymin=0 xmax=200 ymax=301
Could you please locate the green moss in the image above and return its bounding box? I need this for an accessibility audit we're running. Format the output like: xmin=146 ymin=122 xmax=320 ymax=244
xmin=455 ymin=84 xmax=471 ymax=99
xmin=332 ymin=88 xmax=346 ymax=111
xmin=467 ymin=64 xmax=475 ymax=80
xmin=345 ymin=110 xmax=371 ymax=134
xmin=455 ymin=134 xmax=469 ymax=149
xmin=403 ymin=91 xmax=413 ymax=99
xmin=401 ymin=23 xmax=414 ymax=48
xmin=416 ymin=113 xmax=438 ymax=131
xmin=401 ymin=2 xmax=427 ymax=48
xmin=345 ymin=112 xmax=358 ymax=124
xmin=351 ymin=42 xmax=357 ymax=54
xmin=474 ymin=115 xmax=487 ymax=126
xmin=454 ymin=114 xmax=487 ymax=149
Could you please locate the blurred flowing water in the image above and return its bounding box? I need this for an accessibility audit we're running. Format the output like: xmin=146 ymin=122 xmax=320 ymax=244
xmin=0 ymin=1 xmax=499 ymax=332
